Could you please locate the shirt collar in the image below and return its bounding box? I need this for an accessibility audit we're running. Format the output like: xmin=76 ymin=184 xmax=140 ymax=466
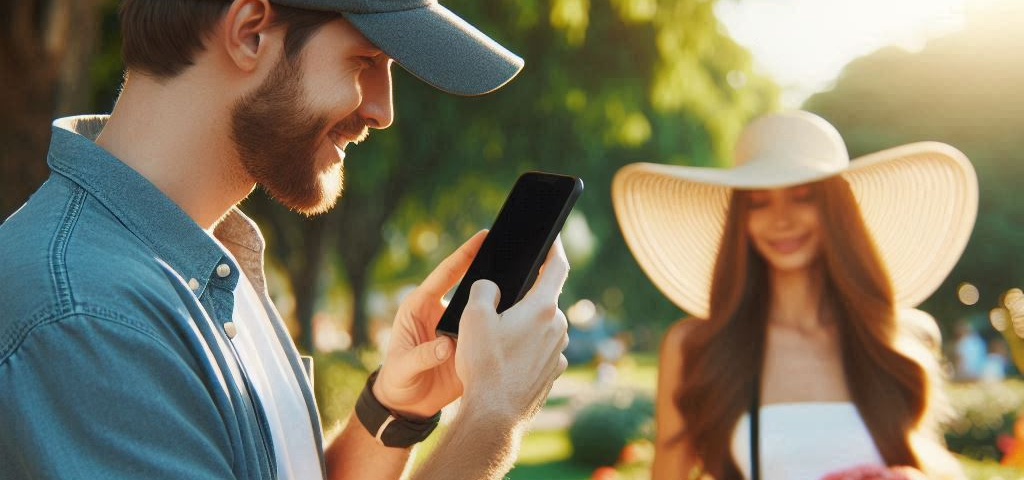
xmin=48 ymin=115 xmax=266 ymax=296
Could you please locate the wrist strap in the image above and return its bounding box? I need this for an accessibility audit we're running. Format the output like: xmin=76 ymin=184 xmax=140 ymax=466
xmin=355 ymin=369 xmax=441 ymax=448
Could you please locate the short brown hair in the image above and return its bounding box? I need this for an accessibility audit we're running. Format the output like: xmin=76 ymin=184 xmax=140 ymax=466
xmin=120 ymin=0 xmax=338 ymax=78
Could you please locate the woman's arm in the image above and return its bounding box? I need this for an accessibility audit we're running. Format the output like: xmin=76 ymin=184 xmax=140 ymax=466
xmin=652 ymin=319 xmax=700 ymax=480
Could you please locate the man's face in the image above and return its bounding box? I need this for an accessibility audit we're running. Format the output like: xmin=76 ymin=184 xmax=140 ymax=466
xmin=230 ymin=18 xmax=393 ymax=216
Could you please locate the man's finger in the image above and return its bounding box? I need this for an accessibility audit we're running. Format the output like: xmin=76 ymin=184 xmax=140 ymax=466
xmin=418 ymin=230 xmax=487 ymax=298
xmin=467 ymin=279 xmax=501 ymax=312
xmin=523 ymin=236 xmax=569 ymax=304
xmin=399 ymin=336 xmax=454 ymax=377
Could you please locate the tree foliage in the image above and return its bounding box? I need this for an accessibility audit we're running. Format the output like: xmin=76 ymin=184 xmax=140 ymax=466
xmin=327 ymin=0 xmax=778 ymax=350
xmin=804 ymin=3 xmax=1024 ymax=330
xmin=4 ymin=0 xmax=777 ymax=352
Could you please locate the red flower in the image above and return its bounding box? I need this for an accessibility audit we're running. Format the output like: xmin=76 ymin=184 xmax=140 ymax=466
xmin=592 ymin=466 xmax=619 ymax=480
xmin=998 ymin=433 xmax=1017 ymax=455
xmin=619 ymin=443 xmax=640 ymax=464
xmin=819 ymin=464 xmax=927 ymax=480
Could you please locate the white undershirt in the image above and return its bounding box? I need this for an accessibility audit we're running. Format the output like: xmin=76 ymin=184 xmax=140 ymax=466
xmin=231 ymin=269 xmax=322 ymax=480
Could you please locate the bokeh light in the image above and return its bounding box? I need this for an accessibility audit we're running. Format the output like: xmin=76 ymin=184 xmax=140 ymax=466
xmin=958 ymin=282 xmax=980 ymax=305
xmin=1003 ymin=288 xmax=1024 ymax=313
xmin=990 ymin=307 xmax=1010 ymax=332
xmin=567 ymin=298 xmax=598 ymax=329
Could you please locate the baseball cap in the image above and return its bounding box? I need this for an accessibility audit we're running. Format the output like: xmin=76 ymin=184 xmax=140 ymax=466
xmin=271 ymin=0 xmax=524 ymax=96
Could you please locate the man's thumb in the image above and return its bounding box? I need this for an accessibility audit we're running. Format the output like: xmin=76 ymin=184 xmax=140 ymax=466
xmin=409 ymin=336 xmax=454 ymax=372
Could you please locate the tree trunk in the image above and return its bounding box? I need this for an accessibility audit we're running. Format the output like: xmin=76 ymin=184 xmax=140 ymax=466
xmin=1 ymin=0 xmax=101 ymax=220
xmin=348 ymin=268 xmax=370 ymax=350
xmin=336 ymin=149 xmax=447 ymax=349
xmin=337 ymin=212 xmax=384 ymax=350
xmin=292 ymin=215 xmax=329 ymax=354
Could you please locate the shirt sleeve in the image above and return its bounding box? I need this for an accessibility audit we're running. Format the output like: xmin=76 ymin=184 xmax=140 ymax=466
xmin=0 ymin=313 xmax=236 ymax=479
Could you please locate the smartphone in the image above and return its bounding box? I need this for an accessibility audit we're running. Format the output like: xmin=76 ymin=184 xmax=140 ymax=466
xmin=435 ymin=172 xmax=584 ymax=338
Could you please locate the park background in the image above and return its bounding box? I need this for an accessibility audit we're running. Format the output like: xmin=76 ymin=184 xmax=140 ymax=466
xmin=3 ymin=0 xmax=1024 ymax=478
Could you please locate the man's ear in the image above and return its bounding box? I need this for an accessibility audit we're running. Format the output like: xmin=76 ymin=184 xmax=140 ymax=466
xmin=222 ymin=0 xmax=274 ymax=72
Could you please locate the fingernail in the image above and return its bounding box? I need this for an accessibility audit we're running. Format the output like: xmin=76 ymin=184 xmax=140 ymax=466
xmin=434 ymin=339 xmax=451 ymax=360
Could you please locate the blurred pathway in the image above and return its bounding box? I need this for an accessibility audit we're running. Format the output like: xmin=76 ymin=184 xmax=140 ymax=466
xmin=530 ymin=376 xmax=604 ymax=431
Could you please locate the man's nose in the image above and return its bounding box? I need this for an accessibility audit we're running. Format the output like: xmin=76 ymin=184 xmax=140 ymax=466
xmin=358 ymin=60 xmax=394 ymax=129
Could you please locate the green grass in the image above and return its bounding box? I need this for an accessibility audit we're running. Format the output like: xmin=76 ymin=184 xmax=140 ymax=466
xmin=506 ymin=461 xmax=592 ymax=480
xmin=408 ymin=356 xmax=1024 ymax=479
xmin=563 ymin=352 xmax=659 ymax=394
xmin=961 ymin=456 xmax=1024 ymax=480
xmin=506 ymin=429 xmax=601 ymax=480
xmin=516 ymin=429 xmax=575 ymax=464
xmin=413 ymin=425 xmax=593 ymax=478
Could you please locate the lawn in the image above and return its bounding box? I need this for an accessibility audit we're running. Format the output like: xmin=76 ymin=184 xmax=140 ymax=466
xmin=408 ymin=353 xmax=1024 ymax=480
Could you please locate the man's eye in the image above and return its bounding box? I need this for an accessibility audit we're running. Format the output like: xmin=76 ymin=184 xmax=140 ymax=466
xmin=357 ymin=56 xmax=377 ymax=68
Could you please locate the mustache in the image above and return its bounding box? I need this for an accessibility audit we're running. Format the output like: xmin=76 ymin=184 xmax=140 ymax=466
xmin=332 ymin=115 xmax=370 ymax=144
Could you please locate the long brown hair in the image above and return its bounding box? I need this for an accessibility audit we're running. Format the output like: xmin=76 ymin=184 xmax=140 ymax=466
xmin=675 ymin=176 xmax=930 ymax=478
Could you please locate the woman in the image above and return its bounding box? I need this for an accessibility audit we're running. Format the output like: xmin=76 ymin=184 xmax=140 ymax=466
xmin=611 ymin=112 xmax=976 ymax=479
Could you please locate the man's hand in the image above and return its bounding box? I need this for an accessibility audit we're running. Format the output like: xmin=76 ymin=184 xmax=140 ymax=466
xmin=372 ymin=230 xmax=487 ymax=419
xmin=406 ymin=236 xmax=571 ymax=480
xmin=454 ymin=237 xmax=571 ymax=425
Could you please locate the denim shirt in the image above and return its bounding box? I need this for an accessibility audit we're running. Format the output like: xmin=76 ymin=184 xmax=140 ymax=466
xmin=0 ymin=116 xmax=326 ymax=479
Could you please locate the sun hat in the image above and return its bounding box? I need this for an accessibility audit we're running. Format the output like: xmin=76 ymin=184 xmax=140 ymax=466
xmin=611 ymin=111 xmax=978 ymax=319
xmin=271 ymin=0 xmax=523 ymax=96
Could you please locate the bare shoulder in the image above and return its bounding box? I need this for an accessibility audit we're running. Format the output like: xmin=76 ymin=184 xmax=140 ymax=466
xmin=659 ymin=317 xmax=703 ymax=366
xmin=896 ymin=308 xmax=942 ymax=352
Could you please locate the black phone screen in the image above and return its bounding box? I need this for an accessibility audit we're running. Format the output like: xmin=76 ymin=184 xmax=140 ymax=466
xmin=436 ymin=172 xmax=582 ymax=337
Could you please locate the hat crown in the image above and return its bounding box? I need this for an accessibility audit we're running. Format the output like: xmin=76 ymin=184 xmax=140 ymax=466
xmin=733 ymin=111 xmax=850 ymax=174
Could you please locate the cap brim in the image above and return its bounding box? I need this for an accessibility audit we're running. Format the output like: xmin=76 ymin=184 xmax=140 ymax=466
xmin=343 ymin=4 xmax=524 ymax=96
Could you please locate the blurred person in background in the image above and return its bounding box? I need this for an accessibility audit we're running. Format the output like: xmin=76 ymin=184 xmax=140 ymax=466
xmin=613 ymin=111 xmax=976 ymax=480
xmin=953 ymin=319 xmax=987 ymax=381
xmin=0 ymin=0 xmax=572 ymax=479
xmin=980 ymin=338 xmax=1009 ymax=383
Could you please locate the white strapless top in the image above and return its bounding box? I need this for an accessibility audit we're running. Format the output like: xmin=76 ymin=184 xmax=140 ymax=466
xmin=731 ymin=402 xmax=885 ymax=480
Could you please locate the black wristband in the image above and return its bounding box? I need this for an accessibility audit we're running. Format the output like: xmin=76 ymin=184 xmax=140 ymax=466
xmin=354 ymin=369 xmax=441 ymax=448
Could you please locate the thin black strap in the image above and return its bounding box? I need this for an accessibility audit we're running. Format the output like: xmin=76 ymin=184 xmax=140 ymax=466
xmin=749 ymin=373 xmax=760 ymax=480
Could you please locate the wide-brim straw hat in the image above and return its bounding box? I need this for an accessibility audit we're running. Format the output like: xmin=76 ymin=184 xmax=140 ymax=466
xmin=612 ymin=111 xmax=978 ymax=319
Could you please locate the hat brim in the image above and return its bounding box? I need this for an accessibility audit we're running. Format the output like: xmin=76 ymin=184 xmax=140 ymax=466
xmin=612 ymin=142 xmax=979 ymax=319
xmin=342 ymin=4 xmax=524 ymax=96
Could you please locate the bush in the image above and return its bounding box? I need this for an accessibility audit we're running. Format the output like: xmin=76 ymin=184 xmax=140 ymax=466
xmin=945 ymin=379 xmax=1024 ymax=460
xmin=312 ymin=351 xmax=371 ymax=430
xmin=568 ymin=391 xmax=654 ymax=467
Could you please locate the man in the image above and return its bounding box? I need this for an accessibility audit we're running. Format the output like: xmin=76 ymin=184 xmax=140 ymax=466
xmin=0 ymin=1 xmax=570 ymax=479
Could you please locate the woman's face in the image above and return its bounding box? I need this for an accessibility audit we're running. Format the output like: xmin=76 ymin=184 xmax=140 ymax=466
xmin=745 ymin=184 xmax=824 ymax=274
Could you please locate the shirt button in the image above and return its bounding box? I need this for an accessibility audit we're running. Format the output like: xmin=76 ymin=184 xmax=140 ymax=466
xmin=224 ymin=321 xmax=238 ymax=339
xmin=216 ymin=264 xmax=231 ymax=278
xmin=187 ymin=278 xmax=200 ymax=291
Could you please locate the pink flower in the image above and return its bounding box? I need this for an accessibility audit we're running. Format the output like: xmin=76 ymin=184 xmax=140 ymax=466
xmin=998 ymin=433 xmax=1018 ymax=455
xmin=819 ymin=464 xmax=928 ymax=480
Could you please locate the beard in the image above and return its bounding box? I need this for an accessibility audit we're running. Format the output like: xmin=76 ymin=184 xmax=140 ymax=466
xmin=230 ymin=54 xmax=365 ymax=216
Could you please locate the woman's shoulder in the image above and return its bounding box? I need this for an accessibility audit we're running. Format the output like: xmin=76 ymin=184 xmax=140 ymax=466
xmin=663 ymin=317 xmax=704 ymax=350
xmin=659 ymin=317 xmax=706 ymax=368
xmin=896 ymin=308 xmax=942 ymax=354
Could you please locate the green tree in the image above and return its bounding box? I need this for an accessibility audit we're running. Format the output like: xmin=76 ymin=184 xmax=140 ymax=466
xmin=241 ymin=0 xmax=779 ymax=351
xmin=329 ymin=0 xmax=777 ymax=350
xmin=5 ymin=0 xmax=777 ymax=352
xmin=1 ymin=0 xmax=111 ymax=218
xmin=804 ymin=2 xmax=1024 ymax=330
